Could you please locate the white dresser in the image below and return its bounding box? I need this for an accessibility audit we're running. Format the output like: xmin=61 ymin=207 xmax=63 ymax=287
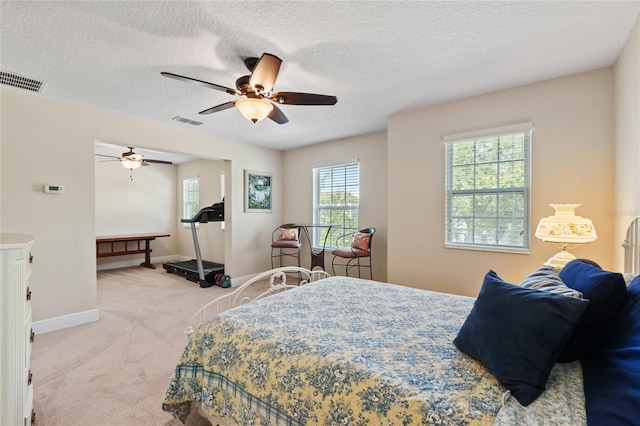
xmin=1 ymin=234 xmax=35 ymax=426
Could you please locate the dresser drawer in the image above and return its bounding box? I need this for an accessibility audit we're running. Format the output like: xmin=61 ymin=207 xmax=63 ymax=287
xmin=24 ymin=251 xmax=33 ymax=280
xmin=24 ymin=307 xmax=33 ymax=368
xmin=24 ymin=382 xmax=34 ymax=426
xmin=1 ymin=234 xmax=35 ymax=426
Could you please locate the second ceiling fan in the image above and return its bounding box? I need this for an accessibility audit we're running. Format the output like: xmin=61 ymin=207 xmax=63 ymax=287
xmin=96 ymin=147 xmax=173 ymax=169
xmin=161 ymin=53 xmax=338 ymax=124
xmin=96 ymin=147 xmax=173 ymax=180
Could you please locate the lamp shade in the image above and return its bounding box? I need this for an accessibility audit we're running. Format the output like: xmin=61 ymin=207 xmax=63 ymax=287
xmin=535 ymin=204 xmax=597 ymax=243
xmin=121 ymin=153 xmax=143 ymax=170
xmin=235 ymin=98 xmax=274 ymax=123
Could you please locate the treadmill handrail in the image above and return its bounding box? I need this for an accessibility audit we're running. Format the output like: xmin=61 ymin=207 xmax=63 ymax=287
xmin=181 ymin=205 xmax=224 ymax=223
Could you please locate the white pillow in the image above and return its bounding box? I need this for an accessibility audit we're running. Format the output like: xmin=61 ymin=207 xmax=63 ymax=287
xmin=623 ymin=273 xmax=638 ymax=286
xmin=520 ymin=266 xmax=583 ymax=298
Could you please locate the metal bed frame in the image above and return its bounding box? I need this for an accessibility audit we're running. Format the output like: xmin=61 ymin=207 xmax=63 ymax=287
xmin=623 ymin=216 xmax=640 ymax=274
xmin=184 ymin=266 xmax=330 ymax=337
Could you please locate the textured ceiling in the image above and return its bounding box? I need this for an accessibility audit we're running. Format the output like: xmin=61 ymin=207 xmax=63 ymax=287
xmin=1 ymin=1 xmax=639 ymax=152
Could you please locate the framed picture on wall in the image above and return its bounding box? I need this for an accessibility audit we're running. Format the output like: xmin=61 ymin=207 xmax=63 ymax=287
xmin=244 ymin=170 xmax=272 ymax=212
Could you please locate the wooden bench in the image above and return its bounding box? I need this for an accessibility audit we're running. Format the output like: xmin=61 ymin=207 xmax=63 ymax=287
xmin=96 ymin=233 xmax=170 ymax=269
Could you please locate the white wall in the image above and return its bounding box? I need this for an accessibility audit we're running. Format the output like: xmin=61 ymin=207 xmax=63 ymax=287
xmin=283 ymin=131 xmax=388 ymax=281
xmin=388 ymin=68 xmax=616 ymax=297
xmin=94 ymin=155 xmax=177 ymax=269
xmin=614 ymin=16 xmax=640 ymax=271
xmin=1 ymin=88 xmax=283 ymax=325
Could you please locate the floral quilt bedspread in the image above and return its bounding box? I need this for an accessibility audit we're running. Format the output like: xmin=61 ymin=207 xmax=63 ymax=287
xmin=162 ymin=276 xmax=583 ymax=425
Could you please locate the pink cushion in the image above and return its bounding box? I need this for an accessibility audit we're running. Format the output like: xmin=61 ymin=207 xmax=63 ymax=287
xmin=272 ymin=240 xmax=301 ymax=249
xmin=352 ymin=232 xmax=371 ymax=251
xmin=277 ymin=227 xmax=299 ymax=241
xmin=332 ymin=247 xmax=370 ymax=258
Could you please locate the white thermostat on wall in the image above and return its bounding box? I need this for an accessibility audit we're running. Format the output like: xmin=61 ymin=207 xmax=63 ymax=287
xmin=44 ymin=184 xmax=64 ymax=194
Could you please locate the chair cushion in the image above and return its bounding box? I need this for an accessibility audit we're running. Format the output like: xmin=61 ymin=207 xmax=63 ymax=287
xmin=277 ymin=227 xmax=299 ymax=241
xmin=271 ymin=240 xmax=301 ymax=249
xmin=557 ymin=259 xmax=627 ymax=362
xmin=352 ymin=232 xmax=371 ymax=251
xmin=332 ymin=247 xmax=370 ymax=258
xmin=454 ymin=270 xmax=589 ymax=406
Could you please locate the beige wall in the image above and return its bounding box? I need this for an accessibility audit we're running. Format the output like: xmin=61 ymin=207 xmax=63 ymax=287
xmin=388 ymin=68 xmax=616 ymax=297
xmin=1 ymin=88 xmax=284 ymax=324
xmin=283 ymin=131 xmax=388 ymax=281
xmin=2 ymin=25 xmax=636 ymax=326
xmin=614 ymin=16 xmax=640 ymax=271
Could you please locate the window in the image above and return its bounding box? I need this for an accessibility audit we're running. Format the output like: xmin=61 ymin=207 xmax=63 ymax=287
xmin=313 ymin=162 xmax=359 ymax=248
xmin=183 ymin=177 xmax=199 ymax=223
xmin=219 ymin=172 xmax=225 ymax=230
xmin=444 ymin=124 xmax=531 ymax=252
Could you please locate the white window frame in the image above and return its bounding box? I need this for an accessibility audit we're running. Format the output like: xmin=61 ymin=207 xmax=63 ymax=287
xmin=312 ymin=161 xmax=360 ymax=249
xmin=444 ymin=123 xmax=532 ymax=253
xmin=219 ymin=171 xmax=225 ymax=231
xmin=182 ymin=177 xmax=199 ymax=227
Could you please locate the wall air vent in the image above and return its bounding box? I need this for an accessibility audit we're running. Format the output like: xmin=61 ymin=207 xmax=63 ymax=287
xmin=172 ymin=116 xmax=203 ymax=126
xmin=0 ymin=71 xmax=44 ymax=92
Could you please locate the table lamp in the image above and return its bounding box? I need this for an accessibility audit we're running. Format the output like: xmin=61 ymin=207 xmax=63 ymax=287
xmin=535 ymin=203 xmax=597 ymax=269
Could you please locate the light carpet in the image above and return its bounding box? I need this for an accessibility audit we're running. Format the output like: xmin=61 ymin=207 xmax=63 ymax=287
xmin=31 ymin=265 xmax=262 ymax=426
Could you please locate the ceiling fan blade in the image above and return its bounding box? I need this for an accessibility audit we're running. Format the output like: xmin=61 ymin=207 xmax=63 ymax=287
xmin=161 ymin=72 xmax=239 ymax=95
xmin=271 ymin=92 xmax=337 ymax=105
xmin=268 ymin=104 xmax=289 ymax=125
xmin=199 ymin=101 xmax=236 ymax=115
xmin=143 ymin=159 xmax=173 ymax=165
xmin=95 ymin=153 xmax=121 ymax=159
xmin=249 ymin=53 xmax=282 ymax=94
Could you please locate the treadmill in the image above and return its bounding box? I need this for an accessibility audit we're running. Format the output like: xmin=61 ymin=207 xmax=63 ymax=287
xmin=163 ymin=200 xmax=224 ymax=288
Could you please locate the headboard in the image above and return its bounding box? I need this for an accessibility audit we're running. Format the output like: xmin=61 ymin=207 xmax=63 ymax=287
xmin=623 ymin=216 xmax=640 ymax=274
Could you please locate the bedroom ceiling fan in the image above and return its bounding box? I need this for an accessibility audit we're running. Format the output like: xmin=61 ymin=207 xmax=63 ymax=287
xmin=96 ymin=147 xmax=173 ymax=180
xmin=161 ymin=53 xmax=338 ymax=124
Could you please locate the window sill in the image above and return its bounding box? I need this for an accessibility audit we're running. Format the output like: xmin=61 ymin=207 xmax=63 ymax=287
xmin=445 ymin=243 xmax=530 ymax=255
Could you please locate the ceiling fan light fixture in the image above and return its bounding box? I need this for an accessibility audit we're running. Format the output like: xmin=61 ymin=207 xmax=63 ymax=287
xmin=121 ymin=153 xmax=143 ymax=170
xmin=161 ymin=53 xmax=337 ymax=125
xmin=121 ymin=159 xmax=142 ymax=170
xmin=235 ymin=98 xmax=273 ymax=123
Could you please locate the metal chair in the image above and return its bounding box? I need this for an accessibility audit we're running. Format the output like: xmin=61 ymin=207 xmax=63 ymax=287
xmin=270 ymin=224 xmax=302 ymax=268
xmin=331 ymin=227 xmax=375 ymax=279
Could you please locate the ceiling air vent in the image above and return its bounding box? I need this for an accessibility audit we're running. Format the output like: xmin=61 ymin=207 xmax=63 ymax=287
xmin=0 ymin=71 xmax=44 ymax=92
xmin=172 ymin=116 xmax=203 ymax=126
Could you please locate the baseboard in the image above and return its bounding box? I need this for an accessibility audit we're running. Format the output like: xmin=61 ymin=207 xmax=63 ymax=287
xmin=232 ymin=272 xmax=258 ymax=286
xmin=34 ymin=271 xmax=244 ymax=333
xmin=33 ymin=309 xmax=100 ymax=334
xmin=96 ymin=255 xmax=179 ymax=271
xmin=230 ymin=271 xmax=302 ymax=287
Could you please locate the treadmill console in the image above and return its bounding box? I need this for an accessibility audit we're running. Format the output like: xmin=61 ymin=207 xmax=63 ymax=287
xmin=181 ymin=199 xmax=224 ymax=224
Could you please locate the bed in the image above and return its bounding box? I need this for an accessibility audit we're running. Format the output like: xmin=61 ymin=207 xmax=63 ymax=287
xmin=162 ymin=259 xmax=640 ymax=425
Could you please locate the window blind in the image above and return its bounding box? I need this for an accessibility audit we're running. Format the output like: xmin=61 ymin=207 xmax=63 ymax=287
xmin=313 ymin=162 xmax=360 ymax=248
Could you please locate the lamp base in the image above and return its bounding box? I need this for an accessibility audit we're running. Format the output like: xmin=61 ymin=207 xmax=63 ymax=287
xmin=543 ymin=250 xmax=576 ymax=270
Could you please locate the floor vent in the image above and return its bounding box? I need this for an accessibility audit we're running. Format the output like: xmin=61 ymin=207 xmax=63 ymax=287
xmin=0 ymin=71 xmax=44 ymax=92
xmin=172 ymin=116 xmax=203 ymax=126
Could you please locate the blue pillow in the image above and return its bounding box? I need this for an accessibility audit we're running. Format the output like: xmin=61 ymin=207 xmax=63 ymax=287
xmin=582 ymin=275 xmax=640 ymax=424
xmin=454 ymin=270 xmax=589 ymax=406
xmin=558 ymin=259 xmax=628 ymax=362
